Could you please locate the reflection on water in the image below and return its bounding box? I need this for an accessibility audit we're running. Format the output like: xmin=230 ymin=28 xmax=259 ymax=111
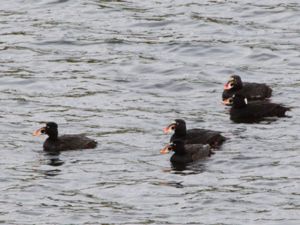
xmin=39 ymin=168 xmax=62 ymax=177
xmin=44 ymin=152 xmax=65 ymax=167
xmin=34 ymin=152 xmax=64 ymax=177
xmin=152 ymin=180 xmax=184 ymax=189
xmin=170 ymin=161 xmax=208 ymax=175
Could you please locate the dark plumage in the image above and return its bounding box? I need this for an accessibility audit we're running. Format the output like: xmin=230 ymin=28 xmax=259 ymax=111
xmin=163 ymin=119 xmax=226 ymax=147
xmin=229 ymin=94 xmax=290 ymax=122
xmin=222 ymin=75 xmax=272 ymax=105
xmin=33 ymin=122 xmax=97 ymax=152
xmin=160 ymin=140 xmax=213 ymax=164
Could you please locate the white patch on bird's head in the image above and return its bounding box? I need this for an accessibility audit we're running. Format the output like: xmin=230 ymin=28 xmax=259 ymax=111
xmin=244 ymin=98 xmax=248 ymax=104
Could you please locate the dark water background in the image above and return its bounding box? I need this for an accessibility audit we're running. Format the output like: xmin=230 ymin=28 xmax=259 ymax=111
xmin=1 ymin=0 xmax=299 ymax=224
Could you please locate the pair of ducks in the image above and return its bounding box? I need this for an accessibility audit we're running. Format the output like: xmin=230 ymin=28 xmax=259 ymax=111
xmin=33 ymin=75 xmax=290 ymax=165
xmin=222 ymin=75 xmax=290 ymax=122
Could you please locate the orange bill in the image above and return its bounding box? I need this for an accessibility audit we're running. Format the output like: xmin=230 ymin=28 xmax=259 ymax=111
xmin=222 ymin=98 xmax=232 ymax=105
xmin=160 ymin=144 xmax=171 ymax=154
xmin=33 ymin=127 xmax=45 ymax=136
xmin=224 ymin=81 xmax=233 ymax=90
xmin=163 ymin=123 xmax=175 ymax=134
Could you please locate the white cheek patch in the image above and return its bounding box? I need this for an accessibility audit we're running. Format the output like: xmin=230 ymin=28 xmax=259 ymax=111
xmin=244 ymin=98 xmax=248 ymax=104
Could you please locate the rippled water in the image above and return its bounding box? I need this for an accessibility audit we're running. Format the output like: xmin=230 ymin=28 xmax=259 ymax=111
xmin=1 ymin=0 xmax=299 ymax=224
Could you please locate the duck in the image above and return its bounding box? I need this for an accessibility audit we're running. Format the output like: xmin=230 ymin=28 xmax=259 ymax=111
xmin=33 ymin=122 xmax=97 ymax=152
xmin=222 ymin=75 xmax=272 ymax=105
xmin=226 ymin=94 xmax=290 ymax=122
xmin=160 ymin=140 xmax=213 ymax=164
xmin=163 ymin=119 xmax=226 ymax=147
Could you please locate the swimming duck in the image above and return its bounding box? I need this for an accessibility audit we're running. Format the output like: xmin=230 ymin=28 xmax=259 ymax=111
xmin=163 ymin=119 xmax=226 ymax=147
xmin=225 ymin=94 xmax=290 ymax=122
xmin=160 ymin=140 xmax=213 ymax=164
xmin=33 ymin=122 xmax=97 ymax=152
xmin=222 ymin=75 xmax=272 ymax=105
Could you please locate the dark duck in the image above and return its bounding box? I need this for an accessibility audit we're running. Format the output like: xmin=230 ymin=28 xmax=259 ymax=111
xmin=163 ymin=119 xmax=226 ymax=147
xmin=222 ymin=75 xmax=272 ymax=105
xmin=160 ymin=140 xmax=213 ymax=164
xmin=33 ymin=122 xmax=97 ymax=152
xmin=226 ymin=94 xmax=290 ymax=122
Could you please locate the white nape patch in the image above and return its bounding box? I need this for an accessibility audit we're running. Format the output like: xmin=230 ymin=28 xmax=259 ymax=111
xmin=244 ymin=98 xmax=248 ymax=104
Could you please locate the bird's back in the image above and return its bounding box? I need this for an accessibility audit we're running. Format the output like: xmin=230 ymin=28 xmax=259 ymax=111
xmin=230 ymin=101 xmax=290 ymax=122
xmin=44 ymin=134 xmax=97 ymax=152
xmin=223 ymin=82 xmax=272 ymax=100
xmin=184 ymin=129 xmax=225 ymax=147
xmin=170 ymin=144 xmax=211 ymax=163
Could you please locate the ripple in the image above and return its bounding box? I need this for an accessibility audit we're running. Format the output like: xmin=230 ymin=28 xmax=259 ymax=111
xmin=0 ymin=0 xmax=299 ymax=224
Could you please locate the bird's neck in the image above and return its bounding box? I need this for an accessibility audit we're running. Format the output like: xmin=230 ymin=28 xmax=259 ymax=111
xmin=174 ymin=128 xmax=186 ymax=137
xmin=48 ymin=133 xmax=58 ymax=141
xmin=233 ymin=103 xmax=247 ymax=109
xmin=232 ymin=83 xmax=242 ymax=91
xmin=173 ymin=148 xmax=186 ymax=156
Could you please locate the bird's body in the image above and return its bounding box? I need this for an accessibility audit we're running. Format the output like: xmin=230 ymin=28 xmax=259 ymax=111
xmin=223 ymin=82 xmax=272 ymax=101
xmin=164 ymin=119 xmax=226 ymax=147
xmin=33 ymin=122 xmax=97 ymax=152
xmin=170 ymin=143 xmax=212 ymax=164
xmin=43 ymin=134 xmax=97 ymax=152
xmin=160 ymin=140 xmax=213 ymax=164
xmin=229 ymin=94 xmax=290 ymax=122
xmin=171 ymin=128 xmax=225 ymax=147
xmin=222 ymin=75 xmax=272 ymax=104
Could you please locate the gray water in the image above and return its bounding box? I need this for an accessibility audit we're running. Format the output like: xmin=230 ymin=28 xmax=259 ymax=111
xmin=1 ymin=0 xmax=300 ymax=224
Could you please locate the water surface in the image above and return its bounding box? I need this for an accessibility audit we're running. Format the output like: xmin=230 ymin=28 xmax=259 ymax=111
xmin=0 ymin=0 xmax=299 ymax=224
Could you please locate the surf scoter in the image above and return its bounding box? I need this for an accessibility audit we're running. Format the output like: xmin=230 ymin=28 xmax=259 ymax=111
xmin=222 ymin=75 xmax=272 ymax=105
xmin=160 ymin=140 xmax=213 ymax=164
xmin=225 ymin=94 xmax=290 ymax=122
xmin=163 ymin=119 xmax=226 ymax=147
xmin=33 ymin=122 xmax=97 ymax=152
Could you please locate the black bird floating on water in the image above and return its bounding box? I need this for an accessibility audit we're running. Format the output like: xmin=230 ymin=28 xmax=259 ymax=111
xmin=160 ymin=140 xmax=213 ymax=164
xmin=163 ymin=119 xmax=226 ymax=148
xmin=222 ymin=75 xmax=272 ymax=105
xmin=33 ymin=122 xmax=97 ymax=152
xmin=225 ymin=94 xmax=290 ymax=123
